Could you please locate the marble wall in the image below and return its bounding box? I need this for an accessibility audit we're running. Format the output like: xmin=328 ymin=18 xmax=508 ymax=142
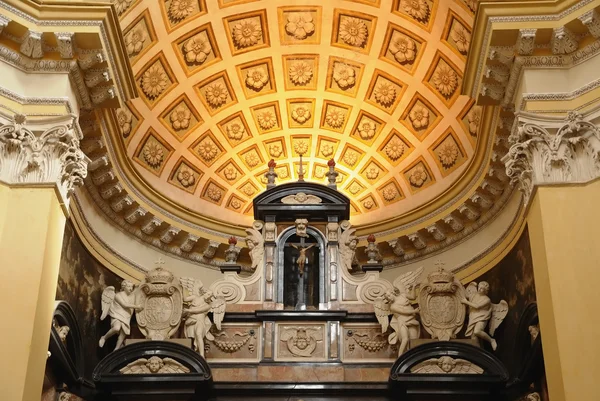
xmin=56 ymin=222 xmax=121 ymax=377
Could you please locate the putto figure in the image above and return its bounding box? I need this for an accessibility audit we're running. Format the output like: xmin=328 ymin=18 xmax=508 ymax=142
xmin=462 ymin=281 xmax=508 ymax=351
xmin=99 ymin=280 xmax=143 ymax=351
xmin=119 ymin=356 xmax=190 ymax=374
xmin=339 ymin=222 xmax=358 ymax=272
xmin=180 ymin=278 xmax=226 ymax=357
xmin=375 ymin=267 xmax=424 ymax=356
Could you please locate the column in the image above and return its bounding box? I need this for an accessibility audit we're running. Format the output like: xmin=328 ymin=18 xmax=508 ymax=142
xmin=0 ymin=116 xmax=88 ymax=401
xmin=505 ymin=112 xmax=600 ymax=401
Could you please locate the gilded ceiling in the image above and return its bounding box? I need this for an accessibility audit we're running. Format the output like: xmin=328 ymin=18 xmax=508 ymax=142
xmin=113 ymin=0 xmax=481 ymax=226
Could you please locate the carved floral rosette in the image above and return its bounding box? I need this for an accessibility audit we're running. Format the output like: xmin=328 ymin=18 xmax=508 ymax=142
xmin=136 ymin=267 xmax=183 ymax=340
xmin=418 ymin=269 xmax=466 ymax=341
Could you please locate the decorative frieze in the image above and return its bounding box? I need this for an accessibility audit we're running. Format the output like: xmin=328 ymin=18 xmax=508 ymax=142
xmin=503 ymin=112 xmax=600 ymax=203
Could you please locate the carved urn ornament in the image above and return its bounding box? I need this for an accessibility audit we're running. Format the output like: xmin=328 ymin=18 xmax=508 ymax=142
xmin=418 ymin=268 xmax=466 ymax=341
xmin=136 ymin=262 xmax=183 ymax=340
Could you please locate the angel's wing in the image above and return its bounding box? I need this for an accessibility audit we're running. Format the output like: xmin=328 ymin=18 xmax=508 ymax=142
xmin=373 ymin=298 xmax=391 ymax=333
xmin=393 ymin=267 xmax=424 ymax=294
xmin=210 ymin=296 xmax=226 ymax=331
xmin=489 ymin=300 xmax=509 ymax=336
xmin=466 ymin=282 xmax=478 ymax=301
xmin=160 ymin=358 xmax=190 ymax=374
xmin=180 ymin=277 xmax=203 ymax=296
xmin=410 ymin=360 xmax=444 ymax=374
xmin=306 ymin=329 xmax=323 ymax=341
xmin=453 ymin=359 xmax=484 ymax=374
xmin=339 ymin=227 xmax=357 ymax=249
xmin=100 ymin=286 xmax=116 ymax=320
xmin=245 ymin=227 xmax=263 ymax=246
xmin=119 ymin=358 xmax=149 ymax=374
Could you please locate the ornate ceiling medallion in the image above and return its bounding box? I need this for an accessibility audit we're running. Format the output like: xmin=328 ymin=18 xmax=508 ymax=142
xmin=159 ymin=93 xmax=203 ymax=142
xmin=326 ymin=56 xmax=365 ymax=97
xmin=251 ymin=101 xmax=282 ymax=134
xmin=331 ymin=9 xmax=377 ymax=54
xmin=189 ymin=130 xmax=225 ymax=167
xmin=402 ymin=156 xmax=436 ymax=193
xmin=160 ymin=0 xmax=208 ymax=32
xmin=424 ymin=51 xmax=462 ymax=107
xmin=442 ymin=10 xmax=471 ymax=59
xmin=365 ymin=69 xmax=405 ymax=114
xmin=278 ymin=6 xmax=322 ymax=45
xmin=262 ymin=137 xmax=287 ymax=160
xmin=201 ymin=179 xmax=227 ymax=205
xmin=135 ymin=52 xmax=177 ymax=108
xmin=360 ymin=158 xmax=388 ymax=184
xmin=351 ymin=110 xmax=384 ymax=145
xmin=238 ymin=145 xmax=265 ymax=171
xmin=236 ymin=57 xmax=277 ymax=99
xmin=377 ymin=178 xmax=404 ymax=205
xmin=459 ymin=101 xmax=482 ymax=146
xmin=282 ymin=54 xmax=319 ymax=90
xmin=378 ymin=130 xmax=414 ymax=166
xmin=168 ymin=157 xmax=203 ymax=194
xmin=392 ymin=0 xmax=438 ymax=32
xmin=339 ymin=144 xmax=365 ymax=169
xmin=315 ymin=136 xmax=339 ymax=160
xmin=226 ymin=194 xmax=246 ymax=213
xmin=115 ymin=102 xmax=142 ymax=145
xmin=195 ymin=71 xmax=237 ymax=116
xmin=429 ymin=128 xmax=467 ymax=176
xmin=123 ymin=10 xmax=157 ymax=64
xmin=321 ymin=100 xmax=351 ymax=133
xmin=359 ymin=194 xmax=378 ymax=212
xmin=400 ymin=92 xmax=442 ymax=140
xmin=287 ymin=98 xmax=315 ymax=128
xmin=291 ymin=136 xmax=312 ymax=157
xmin=173 ymin=23 xmax=221 ymax=76
xmin=380 ymin=23 xmax=426 ymax=74
xmin=223 ymin=9 xmax=270 ymax=55
xmin=217 ymin=111 xmax=252 ymax=148
xmin=134 ymin=128 xmax=174 ymax=176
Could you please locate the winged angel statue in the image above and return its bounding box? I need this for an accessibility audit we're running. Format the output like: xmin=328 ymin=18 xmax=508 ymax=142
xmin=339 ymin=224 xmax=358 ymax=272
xmin=99 ymin=280 xmax=143 ymax=351
xmin=461 ymin=281 xmax=508 ymax=351
xmin=180 ymin=277 xmax=226 ymax=357
xmin=375 ymin=267 xmax=424 ymax=356
xmin=119 ymin=356 xmax=190 ymax=374
xmin=245 ymin=227 xmax=264 ymax=272
xmin=410 ymin=356 xmax=483 ymax=374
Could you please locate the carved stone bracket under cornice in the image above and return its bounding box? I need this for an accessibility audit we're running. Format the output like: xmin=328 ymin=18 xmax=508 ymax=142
xmin=502 ymin=111 xmax=600 ymax=204
xmin=0 ymin=117 xmax=89 ymax=206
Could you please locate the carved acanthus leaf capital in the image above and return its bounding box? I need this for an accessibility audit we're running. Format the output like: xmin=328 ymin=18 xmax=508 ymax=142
xmin=502 ymin=112 xmax=600 ymax=204
xmin=0 ymin=120 xmax=89 ymax=204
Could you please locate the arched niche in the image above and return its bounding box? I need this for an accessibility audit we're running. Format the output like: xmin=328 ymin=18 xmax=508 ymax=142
xmin=276 ymin=225 xmax=327 ymax=310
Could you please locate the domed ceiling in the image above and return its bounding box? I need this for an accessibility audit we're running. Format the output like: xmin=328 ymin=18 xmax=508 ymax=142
xmin=113 ymin=0 xmax=480 ymax=226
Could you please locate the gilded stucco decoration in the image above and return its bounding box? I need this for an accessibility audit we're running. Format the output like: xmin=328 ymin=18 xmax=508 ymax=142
xmin=113 ymin=0 xmax=476 ymax=225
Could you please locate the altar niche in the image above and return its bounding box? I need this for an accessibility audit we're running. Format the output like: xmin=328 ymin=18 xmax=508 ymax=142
xmin=278 ymin=227 xmax=325 ymax=310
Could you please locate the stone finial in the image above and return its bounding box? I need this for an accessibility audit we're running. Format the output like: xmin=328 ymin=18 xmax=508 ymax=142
xmin=225 ymin=237 xmax=241 ymax=264
xmin=265 ymin=159 xmax=277 ymax=189
xmin=326 ymin=159 xmax=339 ymax=189
xmin=365 ymin=234 xmax=381 ymax=263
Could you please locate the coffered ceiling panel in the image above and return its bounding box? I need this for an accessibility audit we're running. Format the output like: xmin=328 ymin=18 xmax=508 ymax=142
xmin=114 ymin=0 xmax=478 ymax=226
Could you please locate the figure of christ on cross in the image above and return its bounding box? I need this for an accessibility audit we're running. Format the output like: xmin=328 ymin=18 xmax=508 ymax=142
xmin=285 ymin=236 xmax=319 ymax=310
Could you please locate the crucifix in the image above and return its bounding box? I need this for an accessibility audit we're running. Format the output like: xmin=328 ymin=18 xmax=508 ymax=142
xmin=285 ymin=236 xmax=317 ymax=310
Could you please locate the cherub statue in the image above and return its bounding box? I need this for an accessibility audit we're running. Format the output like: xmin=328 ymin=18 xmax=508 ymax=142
xmin=291 ymin=243 xmax=316 ymax=276
xmin=339 ymin=225 xmax=358 ymax=272
xmin=245 ymin=227 xmax=264 ymax=272
xmin=180 ymin=277 xmax=226 ymax=357
xmin=461 ymin=281 xmax=508 ymax=351
xmin=99 ymin=280 xmax=143 ymax=351
xmin=375 ymin=267 xmax=424 ymax=356
xmin=119 ymin=356 xmax=190 ymax=374
xmin=411 ymin=356 xmax=483 ymax=374
xmin=53 ymin=319 xmax=70 ymax=344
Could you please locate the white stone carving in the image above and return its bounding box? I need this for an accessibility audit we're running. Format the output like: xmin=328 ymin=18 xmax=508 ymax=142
xmin=503 ymin=112 xmax=600 ymax=203
xmin=281 ymin=192 xmax=322 ymax=204
xmin=462 ymin=281 xmax=508 ymax=351
xmin=55 ymin=32 xmax=74 ymax=59
xmin=85 ymin=71 xmax=110 ymax=88
xmin=339 ymin=221 xmax=357 ymax=272
xmin=388 ymin=238 xmax=405 ymax=257
xmin=459 ymin=203 xmax=480 ymax=221
xmin=160 ymin=226 xmax=181 ymax=244
xmin=99 ymin=280 xmax=142 ymax=351
xmin=181 ymin=277 xmax=226 ymax=357
xmin=418 ymin=268 xmax=466 ymax=341
xmin=485 ymin=64 xmax=510 ymax=85
xmin=516 ymin=29 xmax=536 ymax=55
xmin=374 ymin=267 xmax=423 ymax=356
xmin=180 ymin=234 xmax=199 ymax=253
xmin=427 ymin=224 xmax=446 ymax=242
xmin=20 ymin=30 xmax=43 ymax=58
xmin=529 ymin=324 xmax=540 ymax=344
xmin=408 ymin=233 xmax=427 ymax=250
xmin=141 ymin=217 xmax=162 ymax=235
xmin=78 ymin=52 xmax=105 ymax=70
xmin=410 ymin=356 xmax=484 ymax=374
xmin=443 ymin=215 xmax=464 ymax=232
xmin=202 ymin=240 xmax=220 ymax=259
xmin=295 ymin=218 xmax=309 ymax=238
xmin=120 ymin=356 xmax=190 ymax=374
xmin=136 ymin=263 xmax=184 ymax=341
xmin=551 ymin=26 xmax=578 ymax=55
xmin=470 ymin=192 xmax=493 ymax=209
xmin=579 ymin=10 xmax=600 ymax=38
xmin=0 ymin=15 xmax=10 ymax=35
xmin=0 ymin=119 xmax=89 ymax=205
xmin=280 ymin=327 xmax=323 ymax=357
xmin=245 ymin=224 xmax=264 ymax=271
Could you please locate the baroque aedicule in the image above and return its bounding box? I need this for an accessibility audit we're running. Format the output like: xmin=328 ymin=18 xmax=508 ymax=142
xmin=96 ymin=167 xmax=508 ymax=373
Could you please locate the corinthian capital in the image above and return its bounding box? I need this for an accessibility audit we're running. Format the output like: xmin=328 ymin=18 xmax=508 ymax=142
xmin=502 ymin=112 xmax=600 ymax=204
xmin=0 ymin=116 xmax=89 ymax=205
